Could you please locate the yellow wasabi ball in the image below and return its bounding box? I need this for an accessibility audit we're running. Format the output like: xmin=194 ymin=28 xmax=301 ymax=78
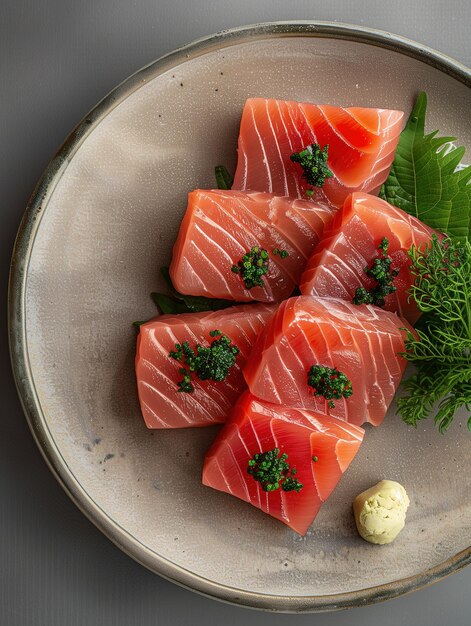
xmin=353 ymin=480 xmax=410 ymax=545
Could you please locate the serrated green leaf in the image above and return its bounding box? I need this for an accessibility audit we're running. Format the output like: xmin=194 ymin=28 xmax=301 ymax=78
xmin=380 ymin=91 xmax=471 ymax=239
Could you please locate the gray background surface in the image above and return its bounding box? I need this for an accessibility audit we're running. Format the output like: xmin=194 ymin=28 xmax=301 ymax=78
xmin=1 ymin=1 xmax=470 ymax=624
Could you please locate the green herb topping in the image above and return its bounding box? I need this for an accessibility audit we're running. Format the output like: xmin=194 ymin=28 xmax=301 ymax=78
xmin=290 ymin=143 xmax=333 ymax=190
xmin=380 ymin=92 xmax=471 ymax=239
xmin=352 ymin=238 xmax=400 ymax=307
xmin=169 ymin=330 xmax=240 ymax=393
xmin=214 ymin=165 xmax=233 ymax=190
xmin=397 ymin=235 xmax=471 ymax=433
xmin=231 ymin=246 xmax=269 ymax=290
xmin=247 ymin=448 xmax=303 ymax=493
xmin=272 ymin=248 xmax=289 ymax=258
xmin=281 ymin=477 xmax=304 ymax=492
xmin=307 ymin=365 xmax=353 ymax=408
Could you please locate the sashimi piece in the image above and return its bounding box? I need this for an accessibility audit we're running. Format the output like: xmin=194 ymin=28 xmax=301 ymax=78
xmin=136 ymin=304 xmax=276 ymax=428
xmin=232 ymin=98 xmax=403 ymax=208
xmin=243 ymin=296 xmax=413 ymax=427
xmin=300 ymin=192 xmax=439 ymax=324
xmin=169 ymin=189 xmax=335 ymax=302
xmin=202 ymin=392 xmax=364 ymax=535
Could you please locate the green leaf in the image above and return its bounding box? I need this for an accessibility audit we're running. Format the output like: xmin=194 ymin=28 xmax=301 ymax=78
xmin=132 ymin=320 xmax=149 ymax=328
xmin=150 ymin=267 xmax=237 ymax=314
xmin=380 ymin=91 xmax=471 ymax=239
xmin=214 ymin=165 xmax=233 ymax=190
xmin=150 ymin=292 xmax=189 ymax=314
xmin=160 ymin=266 xmax=174 ymax=290
xmin=176 ymin=295 xmax=236 ymax=312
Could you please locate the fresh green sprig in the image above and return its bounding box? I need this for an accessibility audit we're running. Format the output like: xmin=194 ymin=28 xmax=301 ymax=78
xmin=169 ymin=330 xmax=240 ymax=392
xmin=352 ymin=238 xmax=400 ymax=307
xmin=307 ymin=365 xmax=353 ymax=408
xmin=397 ymin=235 xmax=471 ymax=432
xmin=290 ymin=143 xmax=333 ymax=189
xmin=247 ymin=448 xmax=303 ymax=493
xmin=232 ymin=246 xmax=269 ymax=290
xmin=380 ymin=92 xmax=471 ymax=239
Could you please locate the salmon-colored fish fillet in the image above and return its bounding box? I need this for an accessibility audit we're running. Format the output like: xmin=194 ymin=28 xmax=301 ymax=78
xmin=135 ymin=304 xmax=276 ymax=428
xmin=243 ymin=296 xmax=414 ymax=427
xmin=169 ymin=189 xmax=335 ymax=302
xmin=300 ymin=192 xmax=439 ymax=324
xmin=232 ymin=98 xmax=403 ymax=208
xmin=202 ymin=392 xmax=364 ymax=535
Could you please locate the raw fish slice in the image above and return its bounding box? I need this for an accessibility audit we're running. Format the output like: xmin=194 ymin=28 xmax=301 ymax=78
xmin=136 ymin=303 xmax=276 ymax=428
xmin=300 ymin=192 xmax=438 ymax=323
xmin=244 ymin=296 xmax=413 ymax=426
xmin=232 ymin=98 xmax=403 ymax=208
xmin=170 ymin=189 xmax=335 ymax=302
xmin=202 ymin=393 xmax=364 ymax=535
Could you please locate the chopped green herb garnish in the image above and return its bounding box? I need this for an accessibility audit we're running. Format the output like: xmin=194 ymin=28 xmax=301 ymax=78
xmin=169 ymin=331 xmax=239 ymax=392
xmin=380 ymin=92 xmax=471 ymax=239
xmin=397 ymin=235 xmax=471 ymax=432
xmin=307 ymin=365 xmax=353 ymax=408
xmin=305 ymin=189 xmax=314 ymax=198
xmin=176 ymin=369 xmax=194 ymax=393
xmin=290 ymin=143 xmax=333 ymax=188
xmin=214 ymin=165 xmax=233 ymax=190
xmin=232 ymin=246 xmax=269 ymax=290
xmin=272 ymin=248 xmax=289 ymax=258
xmin=247 ymin=448 xmax=303 ymax=493
xmin=352 ymin=238 xmax=399 ymax=307
xmin=281 ymin=476 xmax=304 ymax=493
xmin=312 ymin=456 xmax=318 ymax=463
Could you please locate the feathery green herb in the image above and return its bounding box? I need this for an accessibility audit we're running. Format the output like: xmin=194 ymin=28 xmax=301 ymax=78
xmin=214 ymin=165 xmax=233 ymax=190
xmin=247 ymin=448 xmax=303 ymax=493
xmin=290 ymin=143 xmax=333 ymax=191
xmin=352 ymin=238 xmax=400 ymax=307
xmin=380 ymin=92 xmax=471 ymax=239
xmin=169 ymin=330 xmax=240 ymax=392
xmin=307 ymin=365 xmax=353 ymax=408
xmin=397 ymin=235 xmax=471 ymax=432
xmin=231 ymin=246 xmax=269 ymax=290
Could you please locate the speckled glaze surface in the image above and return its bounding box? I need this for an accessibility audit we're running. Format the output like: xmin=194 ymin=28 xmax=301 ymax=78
xmin=9 ymin=22 xmax=471 ymax=612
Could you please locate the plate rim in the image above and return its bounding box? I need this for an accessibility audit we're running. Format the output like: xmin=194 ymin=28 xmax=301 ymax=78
xmin=8 ymin=20 xmax=471 ymax=613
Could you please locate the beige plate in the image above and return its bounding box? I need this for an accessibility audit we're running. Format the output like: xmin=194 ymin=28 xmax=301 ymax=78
xmin=9 ymin=22 xmax=471 ymax=612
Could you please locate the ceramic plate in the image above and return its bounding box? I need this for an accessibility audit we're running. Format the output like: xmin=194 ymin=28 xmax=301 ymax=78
xmin=9 ymin=22 xmax=471 ymax=612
